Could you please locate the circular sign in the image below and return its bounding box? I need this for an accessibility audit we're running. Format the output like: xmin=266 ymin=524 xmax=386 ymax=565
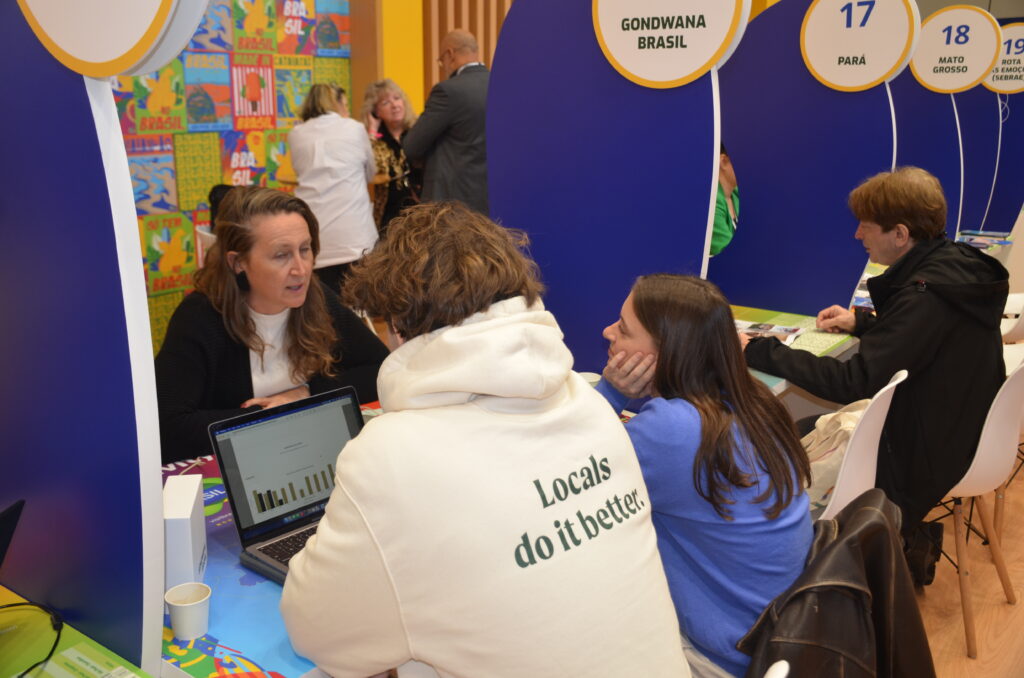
xmin=801 ymin=0 xmax=918 ymax=92
xmin=18 ymin=0 xmax=172 ymax=77
xmin=16 ymin=0 xmax=207 ymax=78
xmin=910 ymin=6 xmax=1002 ymax=94
xmin=984 ymin=22 xmax=1024 ymax=95
xmin=593 ymin=0 xmax=747 ymax=88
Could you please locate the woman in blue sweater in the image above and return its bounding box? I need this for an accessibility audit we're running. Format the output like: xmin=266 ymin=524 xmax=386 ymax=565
xmin=596 ymin=274 xmax=813 ymax=678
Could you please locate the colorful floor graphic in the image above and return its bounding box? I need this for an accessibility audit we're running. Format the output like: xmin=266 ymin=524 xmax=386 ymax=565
xmin=161 ymin=457 xmax=313 ymax=677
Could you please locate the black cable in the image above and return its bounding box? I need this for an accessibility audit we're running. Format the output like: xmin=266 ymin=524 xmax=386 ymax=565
xmin=0 ymin=602 xmax=63 ymax=677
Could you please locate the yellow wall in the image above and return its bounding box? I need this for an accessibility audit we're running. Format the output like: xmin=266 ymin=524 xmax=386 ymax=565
xmin=750 ymin=0 xmax=783 ymax=21
xmin=381 ymin=0 xmax=425 ymax=113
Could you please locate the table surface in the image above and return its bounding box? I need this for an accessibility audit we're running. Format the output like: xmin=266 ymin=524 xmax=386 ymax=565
xmin=160 ymin=401 xmax=384 ymax=678
xmin=160 ymin=455 xmax=313 ymax=678
xmin=0 ymin=586 xmax=151 ymax=678
xmin=732 ymin=304 xmax=855 ymax=393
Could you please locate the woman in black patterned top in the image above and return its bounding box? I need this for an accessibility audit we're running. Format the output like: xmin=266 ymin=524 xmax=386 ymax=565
xmin=361 ymin=79 xmax=422 ymax=234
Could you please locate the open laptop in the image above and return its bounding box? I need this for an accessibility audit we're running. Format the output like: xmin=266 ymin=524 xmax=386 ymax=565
xmin=208 ymin=387 xmax=364 ymax=584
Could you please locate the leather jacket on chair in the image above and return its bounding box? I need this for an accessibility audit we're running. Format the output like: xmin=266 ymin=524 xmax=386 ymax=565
xmin=737 ymin=489 xmax=935 ymax=677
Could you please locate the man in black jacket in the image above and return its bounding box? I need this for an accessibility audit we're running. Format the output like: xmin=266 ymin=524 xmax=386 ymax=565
xmin=403 ymin=29 xmax=489 ymax=215
xmin=743 ymin=167 xmax=1008 ymax=549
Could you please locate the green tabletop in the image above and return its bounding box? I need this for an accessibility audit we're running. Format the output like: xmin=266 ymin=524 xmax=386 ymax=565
xmin=0 ymin=586 xmax=151 ymax=678
xmin=732 ymin=305 xmax=855 ymax=394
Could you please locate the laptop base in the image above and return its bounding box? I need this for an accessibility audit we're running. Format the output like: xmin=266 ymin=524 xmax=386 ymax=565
xmin=240 ymin=550 xmax=286 ymax=585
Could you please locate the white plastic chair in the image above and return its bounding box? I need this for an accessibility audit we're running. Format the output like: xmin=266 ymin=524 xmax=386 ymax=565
xmin=1005 ymin=292 xmax=1024 ymax=318
xmin=1004 ymin=342 xmax=1024 ymax=376
xmin=1004 ymin=293 xmax=1024 ymax=351
xmin=762 ymin=660 xmax=789 ymax=678
xmin=396 ymin=661 xmax=440 ymax=678
xmin=943 ymin=363 xmax=1024 ymax=658
xmin=818 ymin=370 xmax=909 ymax=521
xmin=1001 ymin=312 xmax=1024 ymax=344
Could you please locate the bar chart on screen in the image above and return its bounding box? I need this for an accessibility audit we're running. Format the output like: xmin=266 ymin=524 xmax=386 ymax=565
xmin=251 ymin=463 xmax=336 ymax=514
xmin=222 ymin=401 xmax=353 ymax=523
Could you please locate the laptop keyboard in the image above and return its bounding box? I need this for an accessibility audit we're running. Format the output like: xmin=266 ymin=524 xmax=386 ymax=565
xmin=257 ymin=526 xmax=318 ymax=565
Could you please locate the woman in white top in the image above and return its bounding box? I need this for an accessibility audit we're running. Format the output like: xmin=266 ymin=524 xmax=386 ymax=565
xmin=154 ymin=187 xmax=389 ymax=463
xmin=288 ymin=83 xmax=378 ymax=294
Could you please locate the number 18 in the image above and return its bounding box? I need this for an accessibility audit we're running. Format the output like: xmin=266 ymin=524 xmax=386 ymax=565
xmin=942 ymin=24 xmax=970 ymax=45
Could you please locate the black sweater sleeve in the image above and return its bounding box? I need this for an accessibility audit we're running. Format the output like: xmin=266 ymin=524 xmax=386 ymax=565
xmin=155 ymin=290 xmax=389 ymax=462
xmin=155 ymin=294 xmax=258 ymax=463
xmin=853 ymin=307 xmax=877 ymax=335
xmin=309 ymin=286 xmax=390 ymax=403
xmin=744 ymin=288 xmax=946 ymax=404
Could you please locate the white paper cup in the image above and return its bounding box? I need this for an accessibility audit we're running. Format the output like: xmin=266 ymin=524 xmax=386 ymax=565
xmin=164 ymin=582 xmax=211 ymax=641
xmin=578 ymin=372 xmax=602 ymax=388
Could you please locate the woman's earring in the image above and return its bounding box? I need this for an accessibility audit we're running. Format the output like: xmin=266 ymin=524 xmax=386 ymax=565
xmin=235 ymin=271 xmax=250 ymax=291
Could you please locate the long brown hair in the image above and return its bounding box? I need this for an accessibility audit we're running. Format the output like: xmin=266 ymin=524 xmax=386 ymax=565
xmin=848 ymin=166 xmax=946 ymax=241
xmin=344 ymin=201 xmax=544 ymax=340
xmin=631 ymin=274 xmax=810 ymax=519
xmin=194 ymin=186 xmax=337 ymax=381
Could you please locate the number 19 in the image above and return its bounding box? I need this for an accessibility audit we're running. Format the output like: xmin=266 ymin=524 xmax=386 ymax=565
xmin=1005 ymin=38 xmax=1024 ymax=55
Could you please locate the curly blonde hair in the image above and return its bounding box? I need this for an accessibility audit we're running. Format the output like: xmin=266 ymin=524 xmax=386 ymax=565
xmin=361 ymin=79 xmax=418 ymax=131
xmin=343 ymin=202 xmax=544 ymax=339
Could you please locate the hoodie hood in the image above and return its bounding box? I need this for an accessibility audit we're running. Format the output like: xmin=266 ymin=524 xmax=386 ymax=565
xmin=377 ymin=296 xmax=574 ymax=412
xmin=868 ymin=238 xmax=1008 ymax=329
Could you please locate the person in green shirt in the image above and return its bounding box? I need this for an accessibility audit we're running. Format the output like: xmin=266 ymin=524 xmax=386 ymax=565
xmin=711 ymin=144 xmax=739 ymax=256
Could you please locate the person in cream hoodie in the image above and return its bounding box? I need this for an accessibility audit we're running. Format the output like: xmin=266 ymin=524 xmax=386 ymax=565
xmin=280 ymin=202 xmax=691 ymax=678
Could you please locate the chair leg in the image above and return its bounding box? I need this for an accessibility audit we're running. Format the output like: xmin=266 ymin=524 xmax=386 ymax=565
xmin=975 ymin=495 xmax=1017 ymax=605
xmin=994 ymin=482 xmax=1007 ymax=545
xmin=953 ymin=498 xmax=978 ymax=658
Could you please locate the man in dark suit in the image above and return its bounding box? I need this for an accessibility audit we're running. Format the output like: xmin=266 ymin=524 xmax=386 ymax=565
xmin=403 ymin=29 xmax=489 ymax=215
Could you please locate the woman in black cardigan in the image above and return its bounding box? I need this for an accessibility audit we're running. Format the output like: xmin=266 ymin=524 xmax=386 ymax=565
xmin=155 ymin=187 xmax=389 ymax=463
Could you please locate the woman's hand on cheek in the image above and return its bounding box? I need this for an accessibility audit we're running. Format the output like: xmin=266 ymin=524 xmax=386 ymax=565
xmin=602 ymin=351 xmax=656 ymax=399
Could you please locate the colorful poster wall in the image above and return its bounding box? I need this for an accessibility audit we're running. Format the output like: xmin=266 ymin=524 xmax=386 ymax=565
xmin=119 ymin=0 xmax=352 ymax=352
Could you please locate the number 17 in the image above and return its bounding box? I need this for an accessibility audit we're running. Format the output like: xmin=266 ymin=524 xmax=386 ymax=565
xmin=840 ymin=0 xmax=876 ymax=28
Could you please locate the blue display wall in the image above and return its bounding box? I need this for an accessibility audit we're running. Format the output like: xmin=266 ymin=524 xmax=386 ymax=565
xmin=0 ymin=5 xmax=160 ymax=667
xmin=987 ymin=17 xmax=1024 ymax=234
xmin=956 ymin=86 xmax=1002 ymax=232
xmin=490 ymin=0 xmax=1024 ymax=371
xmin=708 ymin=0 xmax=894 ymax=315
xmin=989 ymin=91 xmax=1024 ymax=233
xmin=489 ymin=0 xmax=716 ymax=371
xmin=890 ymin=68 xmax=962 ymax=236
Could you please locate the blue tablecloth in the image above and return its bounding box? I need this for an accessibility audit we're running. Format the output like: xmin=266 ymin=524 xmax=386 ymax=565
xmin=161 ymin=456 xmax=314 ymax=678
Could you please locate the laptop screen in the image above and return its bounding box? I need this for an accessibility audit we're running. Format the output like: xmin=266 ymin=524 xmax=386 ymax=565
xmin=211 ymin=389 xmax=363 ymax=542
